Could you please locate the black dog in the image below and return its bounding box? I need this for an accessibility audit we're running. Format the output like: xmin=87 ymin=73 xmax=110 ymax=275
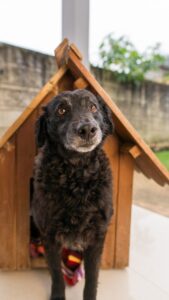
xmin=32 ymin=89 xmax=114 ymax=300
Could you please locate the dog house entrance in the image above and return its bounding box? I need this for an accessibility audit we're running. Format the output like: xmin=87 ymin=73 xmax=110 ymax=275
xmin=29 ymin=177 xmax=47 ymax=268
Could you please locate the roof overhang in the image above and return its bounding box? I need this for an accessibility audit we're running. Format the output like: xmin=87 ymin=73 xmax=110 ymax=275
xmin=0 ymin=39 xmax=169 ymax=186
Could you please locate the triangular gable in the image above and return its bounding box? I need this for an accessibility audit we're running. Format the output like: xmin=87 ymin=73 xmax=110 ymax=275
xmin=0 ymin=39 xmax=169 ymax=186
xmin=55 ymin=39 xmax=169 ymax=186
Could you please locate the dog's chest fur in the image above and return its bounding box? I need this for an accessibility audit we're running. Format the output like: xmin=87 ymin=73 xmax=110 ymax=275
xmin=33 ymin=148 xmax=113 ymax=250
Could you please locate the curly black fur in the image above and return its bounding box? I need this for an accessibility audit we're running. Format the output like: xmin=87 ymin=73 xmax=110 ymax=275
xmin=32 ymin=89 xmax=114 ymax=300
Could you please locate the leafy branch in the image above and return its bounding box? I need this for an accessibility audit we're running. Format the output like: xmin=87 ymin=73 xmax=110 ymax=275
xmin=99 ymin=33 xmax=166 ymax=85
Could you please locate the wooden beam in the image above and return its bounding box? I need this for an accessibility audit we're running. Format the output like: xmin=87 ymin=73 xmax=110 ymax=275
xmin=15 ymin=112 xmax=37 ymax=269
xmin=73 ymin=77 xmax=88 ymax=90
xmin=129 ymin=145 xmax=142 ymax=159
xmin=0 ymin=137 xmax=17 ymax=270
xmin=54 ymin=41 xmax=83 ymax=68
xmin=57 ymin=71 xmax=75 ymax=93
xmin=31 ymin=257 xmax=47 ymax=269
xmin=55 ymin=38 xmax=69 ymax=67
xmin=66 ymin=46 xmax=169 ymax=185
xmin=101 ymin=135 xmax=119 ymax=268
xmin=121 ymin=144 xmax=142 ymax=159
xmin=114 ymin=152 xmax=134 ymax=268
xmin=70 ymin=43 xmax=83 ymax=60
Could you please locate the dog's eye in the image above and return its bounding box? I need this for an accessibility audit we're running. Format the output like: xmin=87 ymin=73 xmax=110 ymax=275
xmin=90 ymin=104 xmax=97 ymax=113
xmin=57 ymin=107 xmax=66 ymax=115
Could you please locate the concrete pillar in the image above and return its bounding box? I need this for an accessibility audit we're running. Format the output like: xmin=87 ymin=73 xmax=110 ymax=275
xmin=62 ymin=0 xmax=89 ymax=67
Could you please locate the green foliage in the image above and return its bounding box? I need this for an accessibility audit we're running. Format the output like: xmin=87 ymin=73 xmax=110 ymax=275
xmin=156 ymin=151 xmax=169 ymax=171
xmin=99 ymin=33 xmax=166 ymax=85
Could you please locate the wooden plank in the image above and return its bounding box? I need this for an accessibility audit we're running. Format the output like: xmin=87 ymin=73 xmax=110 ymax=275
xmin=37 ymin=88 xmax=60 ymax=116
xmin=0 ymin=66 xmax=67 ymax=149
xmin=14 ymin=89 xmax=59 ymax=270
xmin=31 ymin=257 xmax=47 ymax=269
xmin=135 ymin=154 xmax=166 ymax=185
xmin=101 ymin=135 xmax=119 ymax=268
xmin=55 ymin=38 xmax=69 ymax=67
xmin=57 ymin=70 xmax=75 ymax=93
xmin=70 ymin=43 xmax=83 ymax=60
xmin=0 ymin=137 xmax=17 ymax=269
xmin=114 ymin=152 xmax=134 ymax=268
xmin=121 ymin=144 xmax=142 ymax=159
xmin=15 ymin=111 xmax=37 ymax=269
xmin=129 ymin=145 xmax=142 ymax=159
xmin=73 ymin=77 xmax=88 ymax=90
xmin=54 ymin=40 xmax=83 ymax=66
xmin=67 ymin=47 xmax=169 ymax=185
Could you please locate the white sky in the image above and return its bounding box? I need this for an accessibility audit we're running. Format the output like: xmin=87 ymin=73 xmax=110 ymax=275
xmin=0 ymin=0 xmax=62 ymax=55
xmin=1 ymin=0 xmax=169 ymax=63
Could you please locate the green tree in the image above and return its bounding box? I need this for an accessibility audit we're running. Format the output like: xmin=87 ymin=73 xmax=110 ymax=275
xmin=99 ymin=33 xmax=165 ymax=85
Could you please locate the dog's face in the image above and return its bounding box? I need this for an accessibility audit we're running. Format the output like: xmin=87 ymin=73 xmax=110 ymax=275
xmin=36 ymin=89 xmax=114 ymax=153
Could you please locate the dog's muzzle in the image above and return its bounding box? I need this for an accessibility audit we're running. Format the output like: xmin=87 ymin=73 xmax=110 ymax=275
xmin=77 ymin=123 xmax=98 ymax=141
xmin=65 ymin=121 xmax=102 ymax=153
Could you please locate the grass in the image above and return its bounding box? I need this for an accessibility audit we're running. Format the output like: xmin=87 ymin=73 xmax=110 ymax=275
xmin=155 ymin=150 xmax=169 ymax=171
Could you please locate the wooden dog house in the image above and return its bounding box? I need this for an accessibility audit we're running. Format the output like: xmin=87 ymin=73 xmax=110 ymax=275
xmin=0 ymin=39 xmax=169 ymax=271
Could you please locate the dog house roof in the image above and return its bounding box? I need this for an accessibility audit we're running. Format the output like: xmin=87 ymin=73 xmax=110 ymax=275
xmin=0 ymin=39 xmax=169 ymax=186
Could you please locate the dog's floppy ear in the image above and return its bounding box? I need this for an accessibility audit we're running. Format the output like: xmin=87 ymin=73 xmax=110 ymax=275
xmin=97 ymin=95 xmax=115 ymax=135
xmin=35 ymin=106 xmax=48 ymax=148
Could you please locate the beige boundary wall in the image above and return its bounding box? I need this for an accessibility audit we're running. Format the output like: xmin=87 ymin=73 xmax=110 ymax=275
xmin=0 ymin=43 xmax=168 ymax=145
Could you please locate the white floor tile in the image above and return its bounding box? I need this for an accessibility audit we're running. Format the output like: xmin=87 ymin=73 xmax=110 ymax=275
xmin=98 ymin=269 xmax=169 ymax=300
xmin=0 ymin=206 xmax=169 ymax=300
xmin=0 ymin=268 xmax=169 ymax=300
xmin=130 ymin=206 xmax=169 ymax=294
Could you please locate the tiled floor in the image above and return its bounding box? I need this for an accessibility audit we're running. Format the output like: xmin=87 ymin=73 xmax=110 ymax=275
xmin=133 ymin=172 xmax=169 ymax=217
xmin=0 ymin=205 xmax=169 ymax=300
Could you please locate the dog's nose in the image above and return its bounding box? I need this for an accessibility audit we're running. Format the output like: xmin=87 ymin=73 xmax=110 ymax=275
xmin=78 ymin=124 xmax=97 ymax=140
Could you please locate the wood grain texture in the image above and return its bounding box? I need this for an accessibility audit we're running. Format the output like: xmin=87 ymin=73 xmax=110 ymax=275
xmin=57 ymin=70 xmax=75 ymax=93
xmin=55 ymin=38 xmax=69 ymax=67
xmin=120 ymin=144 xmax=142 ymax=159
xmin=36 ymin=89 xmax=60 ymax=117
xmin=114 ymin=152 xmax=134 ymax=268
xmin=67 ymin=47 xmax=169 ymax=186
xmin=73 ymin=77 xmax=88 ymax=90
xmin=31 ymin=257 xmax=47 ymax=269
xmin=15 ymin=112 xmax=37 ymax=269
xmin=0 ymin=137 xmax=16 ymax=269
xmin=70 ymin=43 xmax=83 ymax=60
xmin=101 ymin=135 xmax=119 ymax=268
xmin=0 ymin=40 xmax=168 ymax=273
